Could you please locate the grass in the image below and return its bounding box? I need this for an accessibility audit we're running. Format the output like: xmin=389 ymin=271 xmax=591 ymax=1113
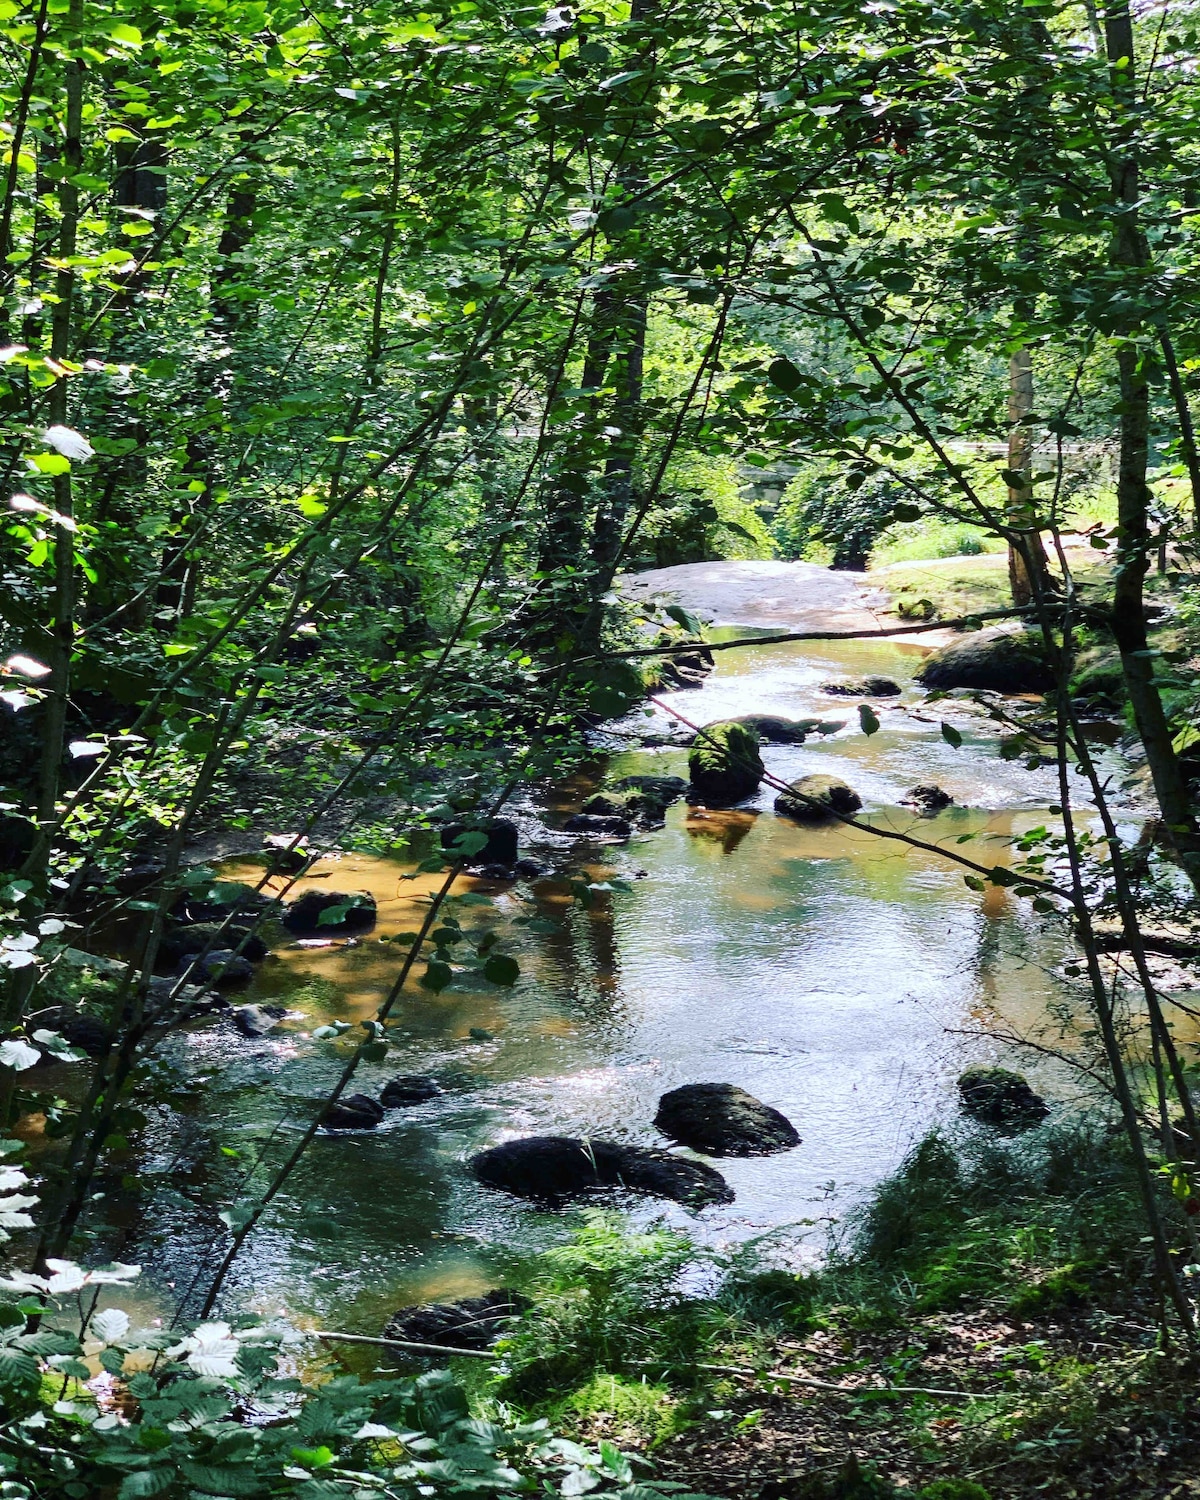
xmin=870 ymin=549 xmax=1114 ymax=622
xmin=489 ymin=1124 xmax=1199 ymax=1498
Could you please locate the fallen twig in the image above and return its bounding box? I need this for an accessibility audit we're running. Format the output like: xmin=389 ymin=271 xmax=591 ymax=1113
xmin=656 ymin=1359 xmax=986 ymax=1400
xmin=314 ymin=1330 xmax=497 ymax=1360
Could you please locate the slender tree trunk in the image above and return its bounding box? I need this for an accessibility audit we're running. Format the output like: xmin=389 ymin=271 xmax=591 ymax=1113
xmin=1102 ymin=4 xmax=1200 ymax=889
xmin=1157 ymin=328 xmax=1200 ymax=539
xmin=1 ymin=0 xmax=85 ymax=1122
xmin=1005 ymin=345 xmax=1051 ymax=606
xmin=538 ymin=296 xmax=615 ymax=577
xmin=157 ymin=174 xmax=257 ymax=620
xmin=590 ymin=288 xmax=648 ymax=578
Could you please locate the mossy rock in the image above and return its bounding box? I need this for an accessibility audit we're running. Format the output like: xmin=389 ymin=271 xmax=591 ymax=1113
xmin=916 ymin=629 xmax=1052 ymax=694
xmin=1070 ymin=646 xmax=1125 ymax=705
xmin=688 ymin=720 xmax=764 ymax=804
xmin=774 ymin=773 xmax=862 ymax=822
xmin=957 ymin=1065 xmax=1048 ymax=1128
xmin=581 ymin=790 xmax=636 ymax=817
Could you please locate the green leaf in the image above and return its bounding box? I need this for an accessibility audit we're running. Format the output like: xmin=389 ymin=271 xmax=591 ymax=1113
xmin=483 ymin=953 xmax=519 ymax=986
xmin=940 ymin=722 xmax=962 ymax=748
xmin=767 ymin=356 xmax=803 ymax=392
xmin=449 ymin=831 xmax=489 ymax=857
xmin=664 ymin=604 xmax=702 ymax=635
xmin=27 ymin=452 xmax=71 ymax=475
xmin=291 ymin=1446 xmax=335 ymax=1468
xmin=421 ymin=959 xmax=452 ymax=992
xmin=118 ymin=1471 xmax=177 ymax=1500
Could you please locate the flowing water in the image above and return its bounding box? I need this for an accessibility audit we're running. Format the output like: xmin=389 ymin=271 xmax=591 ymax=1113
xmin=123 ymin=623 xmax=1097 ymax=1345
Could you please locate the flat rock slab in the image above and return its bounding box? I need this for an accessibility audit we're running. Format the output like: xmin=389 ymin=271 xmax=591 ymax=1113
xmin=655 ymin=1083 xmax=800 ymax=1157
xmin=618 ymin=560 xmax=882 ymax=633
xmin=470 ymin=1135 xmax=733 ymax=1208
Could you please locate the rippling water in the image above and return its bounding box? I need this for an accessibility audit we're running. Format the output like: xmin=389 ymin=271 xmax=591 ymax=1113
xmin=127 ymin=633 xmax=1089 ymax=1343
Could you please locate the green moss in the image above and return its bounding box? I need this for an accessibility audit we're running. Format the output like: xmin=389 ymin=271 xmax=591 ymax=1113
xmin=559 ymin=1372 xmax=685 ymax=1447
xmin=687 ymin=720 xmax=764 ymax=802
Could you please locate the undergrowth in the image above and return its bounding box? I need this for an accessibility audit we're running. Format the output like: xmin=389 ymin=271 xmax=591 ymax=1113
xmin=488 ymin=1121 xmax=1192 ymax=1495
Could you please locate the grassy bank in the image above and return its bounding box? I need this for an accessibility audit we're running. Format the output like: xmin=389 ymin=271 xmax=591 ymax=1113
xmin=481 ymin=1123 xmax=1199 ymax=1499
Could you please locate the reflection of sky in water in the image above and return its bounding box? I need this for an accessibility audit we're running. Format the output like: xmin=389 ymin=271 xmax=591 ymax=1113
xmin=129 ymin=636 xmax=1096 ymax=1342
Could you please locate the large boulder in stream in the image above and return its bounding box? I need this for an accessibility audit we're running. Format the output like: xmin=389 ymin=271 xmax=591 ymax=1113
xmin=381 ymin=1074 xmax=443 ymax=1108
xmin=916 ymin=630 xmax=1053 ymax=694
xmin=470 ymin=1135 xmax=733 ymax=1208
xmin=774 ymin=774 xmax=862 ymax=823
xmin=901 ymin=784 xmax=953 ymax=817
xmin=957 ymin=1066 xmax=1048 ymax=1129
xmin=688 ymin=720 xmax=764 ymax=805
xmin=322 ymin=1093 xmax=386 ymax=1130
xmin=654 ymin=1083 xmax=800 ymax=1157
xmin=175 ymin=949 xmax=254 ymax=987
xmin=724 ymin=714 xmax=815 ymax=744
xmin=161 ymin=922 xmax=268 ymax=967
xmin=282 ymin=889 xmax=377 ymax=936
xmin=383 ymin=1290 xmax=531 ymax=1354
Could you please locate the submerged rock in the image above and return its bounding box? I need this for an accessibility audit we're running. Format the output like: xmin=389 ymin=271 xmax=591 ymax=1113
xmin=470 ymin=1135 xmax=733 ymax=1208
xmin=562 ymin=812 xmax=632 ymax=838
xmin=282 ymin=889 xmax=377 ymax=936
xmin=820 ymin=676 xmax=901 ymax=697
xmin=323 ymin=1093 xmax=386 ymax=1130
xmin=31 ymin=1008 xmax=110 ymax=1060
xmin=615 ymin=773 xmax=688 ymax=806
xmin=583 ymin=776 xmax=688 ymax=828
xmin=514 ymin=856 xmax=552 ymax=878
xmin=114 ymin=860 xmax=168 ymax=896
xmin=172 ymin=886 xmax=276 ymax=926
xmin=654 ymin=1083 xmax=800 ymax=1157
xmin=176 ymin=949 xmax=254 ymax=987
xmin=774 ymin=774 xmax=862 ymax=822
xmin=901 ymin=784 xmax=954 ymax=816
xmin=440 ymin=818 xmax=519 ymax=868
xmin=957 ymin=1066 xmax=1048 ymax=1129
xmin=688 ymin=720 xmax=764 ymax=805
xmin=383 ymin=1290 xmax=531 ymax=1353
xmin=916 ymin=630 xmax=1052 ymax=694
xmin=381 ymin=1074 xmax=443 ymax=1108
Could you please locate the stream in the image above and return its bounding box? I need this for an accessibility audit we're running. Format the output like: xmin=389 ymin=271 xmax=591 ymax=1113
xmin=118 ymin=571 xmax=1100 ymax=1348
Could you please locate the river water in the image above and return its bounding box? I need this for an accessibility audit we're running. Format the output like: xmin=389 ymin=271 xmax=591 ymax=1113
xmin=115 ymin=618 xmax=1097 ymax=1347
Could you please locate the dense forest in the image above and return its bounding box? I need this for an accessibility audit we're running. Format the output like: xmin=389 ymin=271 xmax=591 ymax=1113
xmin=5 ymin=0 xmax=1200 ymax=1494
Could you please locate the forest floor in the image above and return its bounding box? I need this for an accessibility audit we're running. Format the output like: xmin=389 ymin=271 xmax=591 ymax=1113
xmin=644 ymin=1303 xmax=1199 ymax=1499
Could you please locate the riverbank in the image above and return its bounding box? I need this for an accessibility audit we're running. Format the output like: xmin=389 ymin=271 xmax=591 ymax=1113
xmin=481 ymin=1121 xmax=1197 ymax=1500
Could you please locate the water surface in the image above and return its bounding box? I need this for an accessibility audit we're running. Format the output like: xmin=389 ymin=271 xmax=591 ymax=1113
xmin=134 ymin=632 xmax=1086 ymax=1340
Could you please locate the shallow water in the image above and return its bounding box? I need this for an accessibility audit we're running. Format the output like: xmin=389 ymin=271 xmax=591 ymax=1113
xmin=131 ymin=632 xmax=1089 ymax=1344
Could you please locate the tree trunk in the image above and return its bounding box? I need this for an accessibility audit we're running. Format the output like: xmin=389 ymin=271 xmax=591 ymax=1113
xmin=590 ymin=284 xmax=648 ymax=579
xmin=1103 ymin=4 xmax=1200 ymax=889
xmin=156 ymin=177 xmax=257 ymax=620
xmin=1005 ymin=345 xmax=1051 ymax=606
